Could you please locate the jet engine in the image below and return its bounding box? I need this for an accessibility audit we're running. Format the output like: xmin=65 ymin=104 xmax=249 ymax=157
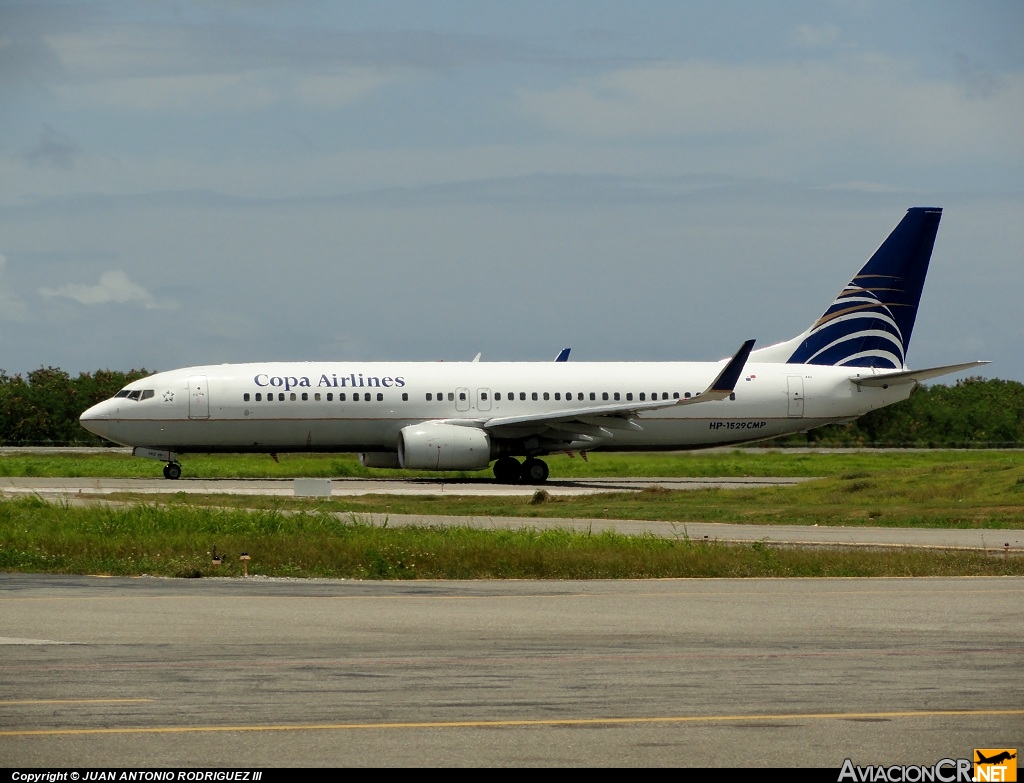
xmin=398 ymin=422 xmax=492 ymax=471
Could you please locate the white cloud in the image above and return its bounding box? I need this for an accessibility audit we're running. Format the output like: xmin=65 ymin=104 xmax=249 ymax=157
xmin=39 ymin=270 xmax=176 ymax=310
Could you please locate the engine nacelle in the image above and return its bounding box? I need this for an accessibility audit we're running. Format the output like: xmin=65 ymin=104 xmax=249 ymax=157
xmin=398 ymin=422 xmax=492 ymax=471
xmin=359 ymin=452 xmax=402 ymax=469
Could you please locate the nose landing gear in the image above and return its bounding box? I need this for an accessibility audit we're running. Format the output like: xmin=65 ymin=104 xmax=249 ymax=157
xmin=162 ymin=462 xmax=182 ymax=480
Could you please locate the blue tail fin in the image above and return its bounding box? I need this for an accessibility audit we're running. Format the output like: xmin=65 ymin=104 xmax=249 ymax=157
xmin=752 ymin=207 xmax=941 ymax=369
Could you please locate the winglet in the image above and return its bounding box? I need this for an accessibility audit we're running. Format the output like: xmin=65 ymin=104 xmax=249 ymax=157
xmin=708 ymin=339 xmax=756 ymax=394
xmin=679 ymin=339 xmax=756 ymax=405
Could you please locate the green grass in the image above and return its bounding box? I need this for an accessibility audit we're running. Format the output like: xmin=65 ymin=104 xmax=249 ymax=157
xmin=0 ymin=497 xmax=1019 ymax=579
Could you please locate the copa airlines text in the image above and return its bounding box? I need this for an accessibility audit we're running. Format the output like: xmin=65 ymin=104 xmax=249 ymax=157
xmin=79 ymin=208 xmax=987 ymax=483
xmin=254 ymin=372 xmax=407 ymax=391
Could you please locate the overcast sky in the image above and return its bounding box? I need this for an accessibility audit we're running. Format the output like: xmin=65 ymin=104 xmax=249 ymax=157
xmin=2 ymin=1 xmax=1021 ymax=381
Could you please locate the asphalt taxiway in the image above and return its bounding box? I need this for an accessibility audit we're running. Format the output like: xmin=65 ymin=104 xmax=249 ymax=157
xmin=2 ymin=574 xmax=1021 ymax=767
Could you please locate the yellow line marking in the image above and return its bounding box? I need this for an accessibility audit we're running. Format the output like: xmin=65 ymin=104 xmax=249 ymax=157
xmin=1 ymin=699 xmax=154 ymax=705
xmin=2 ymin=709 xmax=1021 ymax=737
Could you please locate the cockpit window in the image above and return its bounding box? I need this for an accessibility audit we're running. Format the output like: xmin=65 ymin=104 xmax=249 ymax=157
xmin=114 ymin=388 xmax=155 ymax=401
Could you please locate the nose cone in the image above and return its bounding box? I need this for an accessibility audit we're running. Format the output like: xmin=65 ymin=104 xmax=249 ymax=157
xmin=79 ymin=400 xmax=115 ymax=439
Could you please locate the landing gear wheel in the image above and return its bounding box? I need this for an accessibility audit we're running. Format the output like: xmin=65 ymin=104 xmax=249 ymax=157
xmin=492 ymin=457 xmax=522 ymax=483
xmin=520 ymin=457 xmax=549 ymax=484
xmin=163 ymin=462 xmax=182 ymax=480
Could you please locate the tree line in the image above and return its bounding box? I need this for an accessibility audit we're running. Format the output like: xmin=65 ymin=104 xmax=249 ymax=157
xmin=0 ymin=367 xmax=151 ymax=446
xmin=0 ymin=368 xmax=1022 ymax=448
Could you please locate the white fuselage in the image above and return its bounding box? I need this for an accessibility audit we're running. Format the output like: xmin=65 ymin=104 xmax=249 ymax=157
xmin=79 ymin=360 xmax=912 ymax=455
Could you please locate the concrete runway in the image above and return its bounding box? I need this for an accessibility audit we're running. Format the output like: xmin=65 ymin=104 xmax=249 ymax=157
xmin=1 ymin=574 xmax=1021 ymax=767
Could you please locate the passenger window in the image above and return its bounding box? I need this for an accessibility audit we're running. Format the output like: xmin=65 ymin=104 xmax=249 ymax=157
xmin=663 ymin=392 xmax=669 ymax=400
xmin=626 ymin=392 xmax=632 ymax=401
xmin=578 ymin=392 xmax=584 ymax=401
xmin=673 ymin=392 xmax=679 ymax=399
xmin=339 ymin=393 xmax=346 ymax=401
xmin=459 ymin=392 xmax=466 ymax=401
xmin=543 ymin=392 xmax=549 ymax=401
xmin=481 ymin=392 xmax=488 ymax=400
xmin=278 ymin=393 xmax=285 ymax=401
xmin=448 ymin=392 xmax=455 ymax=402
xmin=495 ymin=393 xmax=501 ymax=401
xmin=327 ymin=393 xmax=333 ymax=401
xmin=290 ymin=393 xmax=297 ymax=401
xmin=244 ymin=393 xmax=250 ymax=402
xmin=613 ymin=392 xmax=620 ymax=401
xmin=729 ymin=392 xmax=736 ymax=401
xmin=602 ymin=392 xmax=609 ymax=401
xmin=301 ymin=393 xmax=308 ymax=401
xmin=520 ymin=392 xmax=526 ymax=401
xmin=554 ymin=393 xmax=561 ymax=401
xmin=684 ymin=392 xmax=691 ymax=399
xmin=590 ymin=392 xmax=596 ymax=401
xmin=314 ymin=393 xmax=321 ymax=401
xmin=377 ymin=393 xmax=384 ymax=401
xmin=255 ymin=393 xmax=262 ymax=401
xmin=401 ymin=392 xmax=408 ymax=401
xmin=532 ymin=392 xmax=538 ymax=401
xmin=426 ymin=393 xmax=432 ymax=401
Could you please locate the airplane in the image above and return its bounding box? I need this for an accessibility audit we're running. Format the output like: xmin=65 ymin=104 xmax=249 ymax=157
xmin=79 ymin=207 xmax=987 ymax=484
xmin=976 ymin=752 xmax=1016 ymax=765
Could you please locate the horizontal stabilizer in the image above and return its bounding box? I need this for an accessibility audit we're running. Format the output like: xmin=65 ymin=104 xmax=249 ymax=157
xmin=851 ymin=361 xmax=990 ymax=387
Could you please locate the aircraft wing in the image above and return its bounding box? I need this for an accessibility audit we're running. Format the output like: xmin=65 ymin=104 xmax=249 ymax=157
xmin=481 ymin=340 xmax=755 ymax=437
xmin=851 ymin=361 xmax=990 ymax=387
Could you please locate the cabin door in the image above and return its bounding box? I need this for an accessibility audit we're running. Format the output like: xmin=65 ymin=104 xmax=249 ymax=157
xmin=188 ymin=375 xmax=210 ymax=419
xmin=787 ymin=376 xmax=804 ymax=418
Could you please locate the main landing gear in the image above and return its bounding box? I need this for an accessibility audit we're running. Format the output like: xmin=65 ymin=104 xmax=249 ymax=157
xmin=492 ymin=456 xmax=550 ymax=485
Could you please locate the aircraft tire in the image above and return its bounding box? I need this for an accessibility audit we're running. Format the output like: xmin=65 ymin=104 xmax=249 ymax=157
xmin=520 ymin=458 xmax=549 ymax=484
xmin=492 ymin=457 xmax=521 ymax=483
xmin=163 ymin=463 xmax=182 ymax=480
